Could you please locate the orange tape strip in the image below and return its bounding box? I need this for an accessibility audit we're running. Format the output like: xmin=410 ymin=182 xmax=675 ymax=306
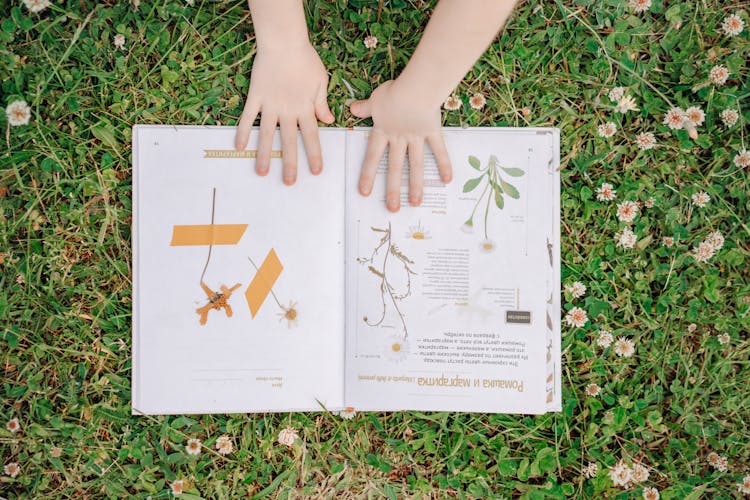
xmin=170 ymin=224 xmax=248 ymax=246
xmin=245 ymin=249 xmax=283 ymax=318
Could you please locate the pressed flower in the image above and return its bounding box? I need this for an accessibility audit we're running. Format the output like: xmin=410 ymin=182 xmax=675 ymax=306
xmin=113 ymin=34 xmax=125 ymax=49
xmin=597 ymin=122 xmax=617 ymax=138
xmin=608 ymin=86 xmax=625 ymax=102
xmin=479 ymin=238 xmax=496 ymax=253
xmin=278 ymin=426 xmax=298 ymax=447
xmin=565 ymin=281 xmax=586 ymax=299
xmin=186 ymin=438 xmax=201 ymax=456
xmin=628 ymin=0 xmax=651 ymax=13
xmin=6 ymin=418 xmax=20 ymax=433
xmin=663 ymin=107 xmax=686 ymax=130
xmin=469 ymin=93 xmax=486 ymax=110
xmin=705 ymin=231 xmax=724 ymax=250
xmin=384 ymin=336 xmax=410 ymax=362
xmin=171 ymin=480 xmax=184 ymax=496
xmin=277 ymin=300 xmax=299 ymax=329
xmin=596 ymin=182 xmax=616 ymax=201
xmin=609 ymin=459 xmax=633 ymax=487
xmin=635 ymin=132 xmax=656 ymax=150
xmin=709 ymin=65 xmax=730 ymax=85
xmin=733 ymin=149 xmax=750 ymax=168
xmin=22 ymin=0 xmax=51 ymax=13
xmin=585 ymin=383 xmax=600 ymax=397
xmin=615 ymin=95 xmax=639 ymax=114
xmin=691 ymin=191 xmax=710 ymax=208
xmin=720 ymin=109 xmax=739 ymax=127
xmin=583 ymin=462 xmax=598 ymax=478
xmin=363 ymin=35 xmax=378 ymax=49
xmin=616 ymin=200 xmax=639 ymax=223
xmin=721 ymin=13 xmax=745 ymax=36
xmin=4 ymin=462 xmax=20 ymax=478
xmin=613 ymin=337 xmax=635 ymax=357
xmin=643 ymin=487 xmax=660 ymax=500
xmin=5 ymin=100 xmax=31 ymax=127
xmin=616 ymin=227 xmax=637 ymax=249
xmin=338 ymin=407 xmax=356 ymax=420
xmin=596 ymin=330 xmax=614 ymax=348
xmin=443 ymin=95 xmax=461 ymax=111
xmin=405 ymin=223 xmax=431 ymax=240
xmin=215 ymin=434 xmax=233 ymax=456
xmin=565 ymin=307 xmax=588 ymax=328
xmin=717 ymin=333 xmax=730 ymax=345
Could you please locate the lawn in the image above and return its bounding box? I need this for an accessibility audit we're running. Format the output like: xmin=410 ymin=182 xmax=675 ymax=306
xmin=1 ymin=0 xmax=749 ymax=498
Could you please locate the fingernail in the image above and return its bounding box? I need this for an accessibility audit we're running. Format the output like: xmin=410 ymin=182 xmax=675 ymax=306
xmin=256 ymin=166 xmax=268 ymax=176
xmin=283 ymin=174 xmax=296 ymax=185
xmin=410 ymin=192 xmax=422 ymax=206
xmin=311 ymin=165 xmax=322 ymax=175
xmin=359 ymin=183 xmax=371 ymax=196
xmin=387 ymin=193 xmax=399 ymax=211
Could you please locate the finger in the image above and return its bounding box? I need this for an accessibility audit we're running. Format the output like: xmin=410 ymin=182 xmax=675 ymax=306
xmin=407 ymin=140 xmax=424 ymax=206
xmin=386 ymin=139 xmax=407 ymax=213
xmin=350 ymin=99 xmax=372 ymax=119
xmin=299 ymin=112 xmax=323 ymax=175
xmin=256 ymin=111 xmax=277 ymax=176
xmin=235 ymin=96 xmax=260 ymax=150
xmin=359 ymin=130 xmax=387 ymax=197
xmin=314 ymin=83 xmax=335 ymax=124
xmin=427 ymin=133 xmax=452 ymax=184
xmin=280 ymin=116 xmax=298 ymax=185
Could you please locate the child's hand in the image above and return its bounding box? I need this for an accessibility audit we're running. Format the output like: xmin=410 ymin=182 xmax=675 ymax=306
xmin=350 ymin=79 xmax=452 ymax=212
xmin=235 ymin=42 xmax=334 ymax=185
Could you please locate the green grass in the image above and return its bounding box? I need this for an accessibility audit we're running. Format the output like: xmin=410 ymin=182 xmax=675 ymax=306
xmin=1 ymin=0 xmax=749 ymax=498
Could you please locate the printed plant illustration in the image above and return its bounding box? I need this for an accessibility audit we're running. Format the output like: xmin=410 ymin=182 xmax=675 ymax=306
xmin=461 ymin=154 xmax=525 ymax=252
xmin=357 ymin=222 xmax=416 ymax=339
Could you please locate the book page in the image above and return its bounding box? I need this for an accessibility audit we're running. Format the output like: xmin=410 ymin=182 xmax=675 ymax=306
xmin=132 ymin=125 xmax=346 ymax=414
xmin=344 ymin=127 xmax=559 ymax=413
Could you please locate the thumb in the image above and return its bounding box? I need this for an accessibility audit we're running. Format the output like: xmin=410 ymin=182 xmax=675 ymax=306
xmin=350 ymin=99 xmax=372 ymax=119
xmin=314 ymin=90 xmax=335 ymax=124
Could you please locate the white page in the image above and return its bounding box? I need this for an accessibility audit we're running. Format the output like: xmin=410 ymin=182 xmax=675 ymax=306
xmin=344 ymin=127 xmax=559 ymax=413
xmin=132 ymin=125 xmax=346 ymax=414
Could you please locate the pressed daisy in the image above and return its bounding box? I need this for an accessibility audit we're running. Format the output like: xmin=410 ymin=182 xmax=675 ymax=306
xmin=733 ymin=149 xmax=750 ymax=168
xmin=615 ymin=94 xmax=639 ymax=114
xmin=597 ymin=122 xmax=617 ymax=138
xmin=6 ymin=418 xmax=20 ymax=433
xmin=596 ymin=329 xmax=614 ymax=348
xmin=609 ymin=459 xmax=633 ymax=487
xmin=709 ymin=65 xmax=730 ymax=86
xmin=717 ymin=333 xmax=730 ymax=345
xmin=616 ymin=200 xmax=639 ymax=223
xmin=720 ymin=109 xmax=739 ymax=127
xmin=608 ymin=86 xmax=625 ymax=102
xmin=50 ymin=446 xmax=62 ymax=458
xmin=5 ymin=100 xmax=31 ymax=127
xmin=363 ymin=35 xmax=378 ymax=49
xmin=22 ymin=0 xmax=51 ymax=13
xmin=186 ymin=438 xmax=201 ymax=456
xmin=405 ymin=222 xmax=431 ymax=240
xmin=632 ymin=463 xmax=650 ymax=483
xmin=479 ymin=238 xmax=496 ymax=253
xmin=596 ymin=182 xmax=617 ymax=201
xmin=643 ymin=487 xmax=660 ymax=500
xmin=171 ymin=480 xmax=184 ymax=496
xmin=705 ymin=231 xmax=724 ymax=250
xmin=565 ymin=281 xmax=587 ymax=299
xmin=662 ymin=107 xmax=686 ymax=130
xmin=443 ymin=94 xmax=461 ymax=111
xmin=277 ymin=300 xmax=299 ymax=329
xmin=613 ymin=337 xmax=635 ymax=357
xmin=585 ymin=383 xmax=600 ymax=397
xmin=565 ymin=307 xmax=588 ymax=328
xmin=215 ymin=434 xmax=233 ymax=456
xmin=384 ymin=336 xmax=410 ymax=362
xmin=721 ymin=13 xmax=745 ymax=36
xmin=616 ymin=227 xmax=637 ymax=249
xmin=338 ymin=407 xmax=356 ymax=420
xmin=4 ymin=462 xmax=20 ymax=478
xmin=737 ymin=475 xmax=750 ymax=494
xmin=469 ymin=93 xmax=486 ymax=110
xmin=628 ymin=0 xmax=651 ymax=13
xmin=583 ymin=462 xmax=598 ymax=478
xmin=278 ymin=426 xmax=299 ymax=447
xmin=691 ymin=191 xmax=710 ymax=208
xmin=635 ymin=132 xmax=656 ymax=150
xmin=662 ymin=236 xmax=674 ymax=247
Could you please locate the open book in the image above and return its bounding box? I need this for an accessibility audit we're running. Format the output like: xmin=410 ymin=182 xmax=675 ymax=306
xmin=131 ymin=125 xmax=561 ymax=415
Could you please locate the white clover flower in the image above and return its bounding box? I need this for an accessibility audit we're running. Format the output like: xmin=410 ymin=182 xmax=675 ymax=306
xmin=737 ymin=474 xmax=750 ymax=494
xmin=363 ymin=35 xmax=378 ymax=49
xmin=720 ymin=109 xmax=739 ymax=127
xmin=635 ymin=132 xmax=656 ymax=150
xmin=616 ymin=227 xmax=637 ymax=249
xmin=215 ymin=434 xmax=233 ymax=455
xmin=609 ymin=459 xmax=633 ymax=487
xmin=469 ymin=93 xmax=486 ymax=110
xmin=6 ymin=418 xmax=20 ymax=433
xmin=338 ymin=407 xmax=356 ymax=420
xmin=721 ymin=13 xmax=744 ymax=36
xmin=278 ymin=426 xmax=299 ymax=447
xmin=733 ymin=149 xmax=750 ymax=168
xmin=4 ymin=462 xmax=20 ymax=478
xmin=113 ymin=34 xmax=125 ymax=49
xmin=596 ymin=182 xmax=616 ymax=201
xmin=717 ymin=333 xmax=730 ymax=345
xmin=615 ymin=95 xmax=639 ymax=114
xmin=565 ymin=307 xmax=588 ymax=328
xmin=632 ymin=463 xmax=650 ymax=483
xmin=614 ymin=337 xmax=635 ymax=357
xmin=597 ymin=122 xmax=617 ymax=138
xmin=709 ymin=65 xmax=730 ymax=85
xmin=663 ymin=107 xmax=686 ymax=130
xmin=616 ymin=200 xmax=639 ymax=223
xmin=585 ymin=383 xmax=600 ymax=397
xmin=565 ymin=281 xmax=587 ymax=299
xmin=171 ymin=480 xmax=184 ymax=496
xmin=23 ymin=0 xmax=51 ymax=13
xmin=5 ymin=100 xmax=31 ymax=126
xmin=643 ymin=487 xmax=660 ymax=500
xmin=583 ymin=461 xmax=598 ymax=478
xmin=608 ymin=86 xmax=625 ymax=102
xmin=186 ymin=438 xmax=201 ymax=456
xmin=443 ymin=95 xmax=461 ymax=111
xmin=628 ymin=0 xmax=651 ymax=13
xmin=692 ymin=241 xmax=715 ymax=263
xmin=691 ymin=191 xmax=710 ymax=208
xmin=596 ymin=330 xmax=614 ymax=348
xmin=704 ymin=231 xmax=724 ymax=250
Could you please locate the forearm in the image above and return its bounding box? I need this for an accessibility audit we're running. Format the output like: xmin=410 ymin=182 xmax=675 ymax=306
xmin=248 ymin=0 xmax=310 ymax=50
xmin=396 ymin=0 xmax=519 ymax=107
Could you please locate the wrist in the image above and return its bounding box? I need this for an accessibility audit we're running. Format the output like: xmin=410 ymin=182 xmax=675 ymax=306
xmin=249 ymin=0 xmax=310 ymax=52
xmin=393 ymin=71 xmax=446 ymax=110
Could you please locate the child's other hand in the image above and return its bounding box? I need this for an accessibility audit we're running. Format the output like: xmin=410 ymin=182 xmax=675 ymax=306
xmin=235 ymin=42 xmax=334 ymax=185
xmin=350 ymin=79 xmax=452 ymax=212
